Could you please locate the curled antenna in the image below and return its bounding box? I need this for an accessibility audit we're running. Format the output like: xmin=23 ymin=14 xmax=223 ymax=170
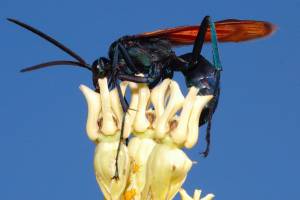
xmin=7 ymin=18 xmax=91 ymax=72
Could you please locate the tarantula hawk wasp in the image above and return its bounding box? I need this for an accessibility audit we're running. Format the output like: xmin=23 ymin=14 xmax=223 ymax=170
xmin=8 ymin=16 xmax=275 ymax=179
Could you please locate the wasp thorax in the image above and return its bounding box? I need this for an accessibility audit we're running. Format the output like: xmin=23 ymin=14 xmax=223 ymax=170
xmin=80 ymin=78 xmax=214 ymax=200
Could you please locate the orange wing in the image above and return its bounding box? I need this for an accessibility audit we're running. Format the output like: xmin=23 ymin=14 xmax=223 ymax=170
xmin=134 ymin=19 xmax=276 ymax=45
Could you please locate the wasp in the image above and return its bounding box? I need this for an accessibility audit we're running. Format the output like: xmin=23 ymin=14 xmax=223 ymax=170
xmin=8 ymin=16 xmax=275 ymax=179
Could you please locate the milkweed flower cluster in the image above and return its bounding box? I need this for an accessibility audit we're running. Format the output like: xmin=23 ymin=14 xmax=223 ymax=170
xmin=80 ymin=78 xmax=215 ymax=200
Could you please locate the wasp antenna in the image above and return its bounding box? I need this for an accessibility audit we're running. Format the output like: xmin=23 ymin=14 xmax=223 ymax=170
xmin=20 ymin=60 xmax=92 ymax=73
xmin=7 ymin=18 xmax=88 ymax=66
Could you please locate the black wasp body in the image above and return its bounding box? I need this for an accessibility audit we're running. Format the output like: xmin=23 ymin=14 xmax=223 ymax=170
xmin=92 ymin=32 xmax=220 ymax=127
xmin=8 ymin=16 xmax=222 ymax=179
xmin=93 ymin=37 xmax=176 ymax=91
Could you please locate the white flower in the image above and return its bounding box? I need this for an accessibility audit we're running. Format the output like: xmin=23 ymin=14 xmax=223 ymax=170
xmin=179 ymin=188 xmax=215 ymax=200
xmin=80 ymin=78 xmax=215 ymax=200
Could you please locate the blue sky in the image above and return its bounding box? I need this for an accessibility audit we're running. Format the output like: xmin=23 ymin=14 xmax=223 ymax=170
xmin=1 ymin=0 xmax=299 ymax=199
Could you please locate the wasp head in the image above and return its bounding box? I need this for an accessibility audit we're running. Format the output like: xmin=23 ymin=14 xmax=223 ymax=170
xmin=91 ymin=57 xmax=111 ymax=91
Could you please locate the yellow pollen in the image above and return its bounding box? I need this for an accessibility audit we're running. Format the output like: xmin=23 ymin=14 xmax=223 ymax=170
xmin=132 ymin=162 xmax=140 ymax=173
xmin=123 ymin=189 xmax=136 ymax=200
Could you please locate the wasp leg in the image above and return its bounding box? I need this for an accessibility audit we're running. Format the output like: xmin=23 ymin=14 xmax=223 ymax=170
xmin=110 ymin=44 xmax=129 ymax=181
xmin=191 ymin=16 xmax=210 ymax=65
xmin=118 ymin=43 xmax=140 ymax=73
xmin=110 ymin=44 xmax=129 ymax=112
xmin=177 ymin=16 xmax=222 ymax=157
xmin=112 ymin=109 xmax=127 ymax=181
xmin=208 ymin=18 xmax=222 ymax=71
xmin=111 ymin=77 xmax=131 ymax=181
xmin=202 ymin=17 xmax=222 ymax=157
xmin=178 ymin=16 xmax=222 ymax=71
